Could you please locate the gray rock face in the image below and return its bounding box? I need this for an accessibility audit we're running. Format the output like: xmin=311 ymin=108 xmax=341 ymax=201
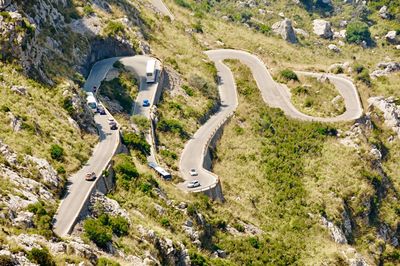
xmin=10 ymin=85 xmax=27 ymax=95
xmin=313 ymin=19 xmax=333 ymax=39
xmin=379 ymin=5 xmax=389 ymax=19
xmin=321 ymin=216 xmax=348 ymax=244
xmin=90 ymin=192 xmax=130 ymax=222
xmin=385 ymin=30 xmax=399 ymax=44
xmin=367 ymin=97 xmax=400 ymax=137
xmin=8 ymin=112 xmax=21 ymax=132
xmin=328 ymin=44 xmax=341 ymax=53
xmin=26 ymin=155 xmax=61 ymax=188
xmin=371 ymin=62 xmax=400 ymax=78
xmin=0 ymin=0 xmax=11 ymax=9
xmin=272 ymin=18 xmax=297 ymax=43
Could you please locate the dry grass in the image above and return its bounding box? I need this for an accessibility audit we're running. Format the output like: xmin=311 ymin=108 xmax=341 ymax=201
xmin=0 ymin=63 xmax=96 ymax=174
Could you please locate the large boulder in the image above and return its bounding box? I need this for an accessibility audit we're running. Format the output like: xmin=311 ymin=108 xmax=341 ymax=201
xmin=379 ymin=5 xmax=389 ymax=19
xmin=370 ymin=62 xmax=400 ymax=78
xmin=385 ymin=31 xmax=399 ymax=44
xmin=313 ymin=19 xmax=333 ymax=39
xmin=368 ymin=97 xmax=400 ymax=137
xmin=272 ymin=18 xmax=297 ymax=43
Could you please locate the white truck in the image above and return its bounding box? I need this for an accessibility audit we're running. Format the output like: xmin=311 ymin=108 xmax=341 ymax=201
xmin=146 ymin=59 xmax=157 ymax=83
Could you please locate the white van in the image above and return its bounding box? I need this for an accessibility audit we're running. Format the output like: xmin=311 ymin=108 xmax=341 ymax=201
xmin=86 ymin=92 xmax=97 ymax=110
xmin=146 ymin=59 xmax=157 ymax=83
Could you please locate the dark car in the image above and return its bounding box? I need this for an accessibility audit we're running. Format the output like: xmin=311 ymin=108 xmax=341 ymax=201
xmin=110 ymin=121 xmax=118 ymax=130
xmin=142 ymin=99 xmax=150 ymax=107
xmin=97 ymin=105 xmax=106 ymax=115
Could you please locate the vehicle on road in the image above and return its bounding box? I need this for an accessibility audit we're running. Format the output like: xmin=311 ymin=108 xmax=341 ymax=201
xmin=110 ymin=121 xmax=118 ymax=130
xmin=92 ymin=86 xmax=97 ymax=93
xmin=85 ymin=172 xmax=96 ymax=181
xmin=187 ymin=180 xmax=200 ymax=188
xmin=148 ymin=162 xmax=172 ymax=180
xmin=142 ymin=99 xmax=150 ymax=107
xmin=97 ymin=105 xmax=106 ymax=115
xmin=108 ymin=118 xmax=115 ymax=125
xmin=189 ymin=168 xmax=198 ymax=176
xmin=86 ymin=92 xmax=97 ymax=110
xmin=146 ymin=59 xmax=157 ymax=83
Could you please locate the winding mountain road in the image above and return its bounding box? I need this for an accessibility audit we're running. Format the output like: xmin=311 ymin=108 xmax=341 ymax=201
xmin=179 ymin=49 xmax=363 ymax=192
xmin=53 ymin=56 xmax=160 ymax=237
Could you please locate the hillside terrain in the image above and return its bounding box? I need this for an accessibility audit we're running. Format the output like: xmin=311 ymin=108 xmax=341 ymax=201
xmin=0 ymin=0 xmax=399 ymax=265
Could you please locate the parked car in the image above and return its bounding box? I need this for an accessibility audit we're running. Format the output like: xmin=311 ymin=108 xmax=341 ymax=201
xmin=85 ymin=172 xmax=96 ymax=181
xmin=97 ymin=105 xmax=106 ymax=115
xmin=110 ymin=121 xmax=118 ymax=130
xmin=142 ymin=99 xmax=150 ymax=107
xmin=108 ymin=118 xmax=115 ymax=125
xmin=189 ymin=168 xmax=198 ymax=176
xmin=187 ymin=180 xmax=200 ymax=188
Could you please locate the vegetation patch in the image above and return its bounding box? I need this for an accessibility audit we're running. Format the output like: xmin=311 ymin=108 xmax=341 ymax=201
xmin=99 ymin=69 xmax=138 ymax=114
xmin=288 ymin=75 xmax=346 ymax=117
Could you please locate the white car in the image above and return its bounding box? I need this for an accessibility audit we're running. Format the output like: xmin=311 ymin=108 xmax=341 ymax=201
xmin=189 ymin=168 xmax=198 ymax=176
xmin=187 ymin=180 xmax=200 ymax=188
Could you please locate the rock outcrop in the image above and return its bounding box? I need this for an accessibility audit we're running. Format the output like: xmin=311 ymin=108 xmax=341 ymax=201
xmin=367 ymin=97 xmax=400 ymax=137
xmin=272 ymin=18 xmax=297 ymax=43
xmin=370 ymin=62 xmax=400 ymax=78
xmin=89 ymin=192 xmax=130 ymax=222
xmin=321 ymin=216 xmax=348 ymax=244
xmin=379 ymin=5 xmax=389 ymax=19
xmin=313 ymin=19 xmax=333 ymax=39
xmin=385 ymin=31 xmax=399 ymax=44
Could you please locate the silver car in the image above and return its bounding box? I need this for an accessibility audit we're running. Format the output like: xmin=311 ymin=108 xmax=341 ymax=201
xmin=187 ymin=180 xmax=200 ymax=188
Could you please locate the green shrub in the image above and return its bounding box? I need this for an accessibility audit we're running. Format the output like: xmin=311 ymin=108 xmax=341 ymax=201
xmin=0 ymin=105 xmax=10 ymax=112
xmin=114 ymin=158 xmax=139 ymax=181
xmin=50 ymin=144 xmax=64 ymax=161
xmin=160 ymin=217 xmax=170 ymax=227
xmin=27 ymin=248 xmax=55 ymax=266
xmin=175 ymin=0 xmax=191 ymax=9
xmin=249 ymin=237 xmax=260 ymax=249
xmin=158 ymin=118 xmax=187 ymax=138
xmin=346 ymin=21 xmax=372 ymax=45
xmin=104 ymin=21 xmax=125 ymax=36
xmin=279 ymin=69 xmax=299 ymax=82
xmin=62 ymin=97 xmax=74 ymax=116
xmin=131 ymin=115 xmax=150 ymax=132
xmin=160 ymin=149 xmax=178 ymax=160
xmin=138 ymin=182 xmax=152 ymax=194
xmin=84 ymin=218 xmax=112 ymax=248
xmin=27 ymin=202 xmax=55 ymax=238
xmin=122 ymin=132 xmax=150 ymax=155
xmin=189 ymin=251 xmax=208 ymax=266
xmin=182 ymin=85 xmax=194 ymax=96
xmin=109 ymin=216 xmax=129 ymax=237
xmin=97 ymin=258 xmax=121 ymax=266
xmin=193 ymin=21 xmax=203 ymax=33
xmin=293 ymin=86 xmax=309 ymax=95
xmin=83 ymin=5 xmax=95 ymax=16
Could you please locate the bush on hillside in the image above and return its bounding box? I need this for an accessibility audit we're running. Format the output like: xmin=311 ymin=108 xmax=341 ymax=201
xmin=122 ymin=132 xmax=150 ymax=155
xmin=114 ymin=157 xmax=139 ymax=181
xmin=346 ymin=21 xmax=372 ymax=45
xmin=50 ymin=144 xmax=64 ymax=161
xmin=27 ymin=248 xmax=55 ymax=266
xmin=97 ymin=258 xmax=121 ymax=266
xmin=84 ymin=218 xmax=112 ymax=248
xmin=104 ymin=21 xmax=125 ymax=37
xmin=279 ymin=69 xmax=299 ymax=82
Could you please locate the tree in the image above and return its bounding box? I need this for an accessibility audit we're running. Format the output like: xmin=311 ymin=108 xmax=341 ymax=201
xmin=27 ymin=248 xmax=55 ymax=266
xmin=50 ymin=144 xmax=64 ymax=161
xmin=346 ymin=21 xmax=372 ymax=45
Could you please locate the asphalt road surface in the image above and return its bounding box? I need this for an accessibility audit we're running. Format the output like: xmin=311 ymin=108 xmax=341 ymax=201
xmin=178 ymin=49 xmax=363 ymax=192
xmin=150 ymin=0 xmax=174 ymax=20
xmin=53 ymin=56 xmax=160 ymax=237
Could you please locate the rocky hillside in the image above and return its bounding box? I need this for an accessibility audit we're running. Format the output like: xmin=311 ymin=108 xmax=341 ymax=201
xmin=0 ymin=0 xmax=400 ymax=265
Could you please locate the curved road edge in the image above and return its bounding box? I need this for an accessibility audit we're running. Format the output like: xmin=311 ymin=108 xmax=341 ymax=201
xmin=178 ymin=49 xmax=363 ymax=198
